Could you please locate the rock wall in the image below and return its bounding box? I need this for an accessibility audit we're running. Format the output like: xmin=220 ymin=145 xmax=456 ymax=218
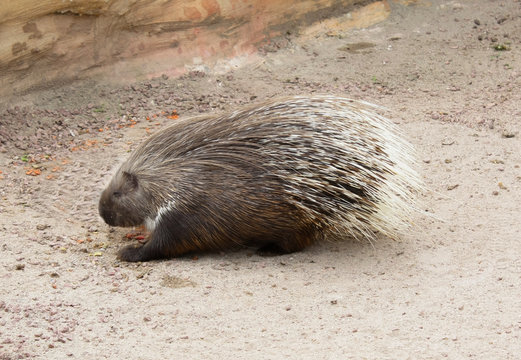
xmin=0 ymin=0 xmax=378 ymax=96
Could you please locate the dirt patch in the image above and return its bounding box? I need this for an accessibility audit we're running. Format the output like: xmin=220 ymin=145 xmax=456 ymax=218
xmin=1 ymin=0 xmax=521 ymax=358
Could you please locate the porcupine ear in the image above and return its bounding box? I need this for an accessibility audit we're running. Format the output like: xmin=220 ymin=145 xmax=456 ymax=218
xmin=122 ymin=171 xmax=139 ymax=190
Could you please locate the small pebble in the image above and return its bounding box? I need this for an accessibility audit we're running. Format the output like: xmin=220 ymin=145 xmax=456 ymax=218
xmin=501 ymin=130 xmax=515 ymax=138
xmin=441 ymin=138 xmax=455 ymax=146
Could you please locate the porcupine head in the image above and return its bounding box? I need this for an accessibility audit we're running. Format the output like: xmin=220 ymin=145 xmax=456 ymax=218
xmin=98 ymin=169 xmax=152 ymax=228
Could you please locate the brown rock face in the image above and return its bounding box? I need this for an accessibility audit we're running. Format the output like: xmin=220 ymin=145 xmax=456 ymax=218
xmin=0 ymin=0 xmax=374 ymax=96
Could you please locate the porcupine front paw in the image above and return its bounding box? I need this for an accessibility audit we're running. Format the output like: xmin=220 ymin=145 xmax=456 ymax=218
xmin=117 ymin=245 xmax=147 ymax=262
xmin=117 ymin=241 xmax=171 ymax=262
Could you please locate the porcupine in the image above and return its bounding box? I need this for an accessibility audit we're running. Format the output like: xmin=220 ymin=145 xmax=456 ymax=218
xmin=98 ymin=95 xmax=421 ymax=262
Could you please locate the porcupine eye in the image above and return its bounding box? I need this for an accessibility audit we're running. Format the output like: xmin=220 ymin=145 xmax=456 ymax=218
xmin=112 ymin=191 xmax=122 ymax=198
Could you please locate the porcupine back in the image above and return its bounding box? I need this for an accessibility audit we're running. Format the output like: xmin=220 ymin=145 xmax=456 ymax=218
xmin=113 ymin=95 xmax=420 ymax=253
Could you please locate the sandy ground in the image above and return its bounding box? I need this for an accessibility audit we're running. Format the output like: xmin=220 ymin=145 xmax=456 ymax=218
xmin=1 ymin=0 xmax=521 ymax=358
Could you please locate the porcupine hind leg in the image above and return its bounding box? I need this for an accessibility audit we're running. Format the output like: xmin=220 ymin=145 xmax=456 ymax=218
xmin=256 ymin=230 xmax=318 ymax=256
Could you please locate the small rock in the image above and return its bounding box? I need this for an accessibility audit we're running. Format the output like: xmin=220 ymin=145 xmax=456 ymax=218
xmin=474 ymin=19 xmax=481 ymax=26
xmin=441 ymin=137 xmax=455 ymax=146
xmin=36 ymin=224 xmax=50 ymax=231
xmin=15 ymin=264 xmax=25 ymax=271
xmin=452 ymin=3 xmax=463 ymax=10
xmin=501 ymin=130 xmax=515 ymax=138
xmin=136 ymin=271 xmax=147 ymax=279
xmin=388 ymin=33 xmax=403 ymax=41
